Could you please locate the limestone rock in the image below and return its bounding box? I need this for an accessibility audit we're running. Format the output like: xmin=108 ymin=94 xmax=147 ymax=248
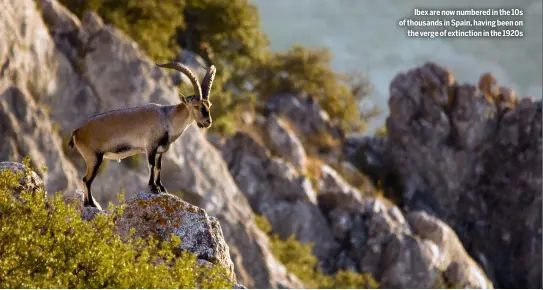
xmin=115 ymin=192 xmax=235 ymax=280
xmin=265 ymin=114 xmax=307 ymax=172
xmin=317 ymin=164 xmax=364 ymax=212
xmin=345 ymin=62 xmax=541 ymax=288
xmin=222 ymin=132 xmax=337 ymax=264
xmin=0 ymin=162 xmax=45 ymax=200
xmin=264 ymin=93 xmax=344 ymax=142
xmin=62 ymin=189 xmax=103 ymax=220
xmin=0 ymin=87 xmax=79 ymax=194
xmin=407 ymin=211 xmax=493 ymax=289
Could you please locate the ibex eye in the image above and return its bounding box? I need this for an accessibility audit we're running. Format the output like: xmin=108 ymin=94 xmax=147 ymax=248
xmin=200 ymin=107 xmax=209 ymax=117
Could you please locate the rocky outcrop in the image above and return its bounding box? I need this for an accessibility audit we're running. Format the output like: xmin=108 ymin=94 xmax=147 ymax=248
xmin=264 ymin=93 xmax=344 ymax=142
xmin=265 ymin=114 xmax=307 ymax=172
xmin=0 ymin=162 xmax=46 ymax=201
xmin=344 ymin=62 xmax=542 ymax=288
xmin=115 ymin=192 xmax=235 ymax=280
xmin=0 ymin=86 xmax=80 ymax=194
xmin=222 ymin=132 xmax=338 ymax=266
xmin=223 ymin=113 xmax=492 ymax=287
xmin=2 ymin=0 xmax=531 ymax=288
xmin=321 ymin=188 xmax=492 ymax=288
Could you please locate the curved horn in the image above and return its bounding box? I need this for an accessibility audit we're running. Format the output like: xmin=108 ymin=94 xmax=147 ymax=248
xmin=156 ymin=62 xmax=202 ymax=101
xmin=201 ymin=65 xmax=216 ymax=100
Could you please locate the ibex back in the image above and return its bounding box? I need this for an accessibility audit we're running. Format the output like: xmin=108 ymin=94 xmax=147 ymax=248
xmin=69 ymin=62 xmax=216 ymax=209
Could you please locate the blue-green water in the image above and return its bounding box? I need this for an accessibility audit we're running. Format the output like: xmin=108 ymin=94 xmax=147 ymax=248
xmin=252 ymin=0 xmax=542 ymax=131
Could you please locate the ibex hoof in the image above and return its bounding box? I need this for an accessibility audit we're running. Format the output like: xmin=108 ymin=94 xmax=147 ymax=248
xmin=149 ymin=185 xmax=160 ymax=194
xmin=158 ymin=185 xmax=168 ymax=193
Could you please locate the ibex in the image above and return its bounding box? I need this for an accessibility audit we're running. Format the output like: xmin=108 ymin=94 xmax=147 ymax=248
xmin=68 ymin=62 xmax=216 ymax=209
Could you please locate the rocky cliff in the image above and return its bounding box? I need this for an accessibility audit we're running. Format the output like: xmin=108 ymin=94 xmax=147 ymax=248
xmin=344 ymin=63 xmax=542 ymax=288
xmin=0 ymin=0 xmax=540 ymax=288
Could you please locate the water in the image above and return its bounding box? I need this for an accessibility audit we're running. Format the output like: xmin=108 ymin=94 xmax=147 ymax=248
xmin=252 ymin=0 xmax=542 ymax=132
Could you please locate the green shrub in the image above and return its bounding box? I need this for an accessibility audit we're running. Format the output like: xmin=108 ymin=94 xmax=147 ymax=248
xmin=0 ymin=160 xmax=232 ymax=288
xmin=59 ymin=0 xmax=184 ymax=62
xmin=374 ymin=124 xmax=387 ymax=137
xmin=254 ymin=215 xmax=378 ymax=289
xmin=254 ymin=46 xmax=378 ymax=133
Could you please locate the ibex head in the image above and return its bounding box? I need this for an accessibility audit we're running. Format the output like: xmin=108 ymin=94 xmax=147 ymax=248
xmin=156 ymin=62 xmax=216 ymax=128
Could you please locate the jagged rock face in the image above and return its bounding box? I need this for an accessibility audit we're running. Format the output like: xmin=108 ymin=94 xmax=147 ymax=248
xmin=223 ymin=127 xmax=492 ymax=288
xmin=0 ymin=0 xmax=81 ymax=194
xmin=222 ymin=132 xmax=338 ymax=264
xmin=323 ymin=194 xmax=492 ymax=289
xmin=115 ymin=192 xmax=235 ymax=280
xmin=406 ymin=211 xmax=492 ymax=289
xmin=344 ymin=62 xmax=542 ymax=288
xmin=264 ymin=93 xmax=344 ymax=143
xmin=265 ymin=114 xmax=307 ymax=172
xmin=317 ymin=164 xmax=364 ymax=212
xmin=0 ymin=87 xmax=80 ymax=194
xmin=160 ymin=126 xmax=304 ymax=289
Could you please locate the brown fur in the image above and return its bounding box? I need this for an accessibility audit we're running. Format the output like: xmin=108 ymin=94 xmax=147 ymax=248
xmin=69 ymin=62 xmax=216 ymax=209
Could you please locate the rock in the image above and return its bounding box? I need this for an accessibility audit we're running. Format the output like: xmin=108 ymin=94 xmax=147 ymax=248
xmin=264 ymin=93 xmax=344 ymax=149
xmin=317 ymin=164 xmax=364 ymax=212
xmin=0 ymin=83 xmax=80 ymax=196
xmin=345 ymin=62 xmax=541 ymax=288
xmin=206 ymin=133 xmax=226 ymax=150
xmin=406 ymin=211 xmax=493 ymax=289
xmin=342 ymin=136 xmax=391 ymax=188
xmin=222 ymin=132 xmax=338 ymax=265
xmin=62 ymin=189 xmax=103 ymax=219
xmin=329 ymin=196 xmax=492 ymax=289
xmin=115 ymin=192 xmax=235 ymax=280
xmin=265 ymin=114 xmax=307 ymax=172
xmin=0 ymin=162 xmax=45 ymax=200
xmin=173 ymin=50 xmax=208 ymax=82
xmin=222 ymin=132 xmax=317 ymax=205
xmin=379 ymin=233 xmax=440 ymax=288
xmin=162 ymin=126 xmax=305 ymax=288
xmin=62 ymin=189 xmax=85 ymax=211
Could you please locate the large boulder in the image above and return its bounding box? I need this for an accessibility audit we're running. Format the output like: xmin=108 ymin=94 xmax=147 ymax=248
xmin=344 ymin=62 xmax=542 ymax=288
xmin=115 ymin=192 xmax=235 ymax=280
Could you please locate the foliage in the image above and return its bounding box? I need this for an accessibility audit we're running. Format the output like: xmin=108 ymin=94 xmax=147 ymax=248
xmin=374 ymin=124 xmax=388 ymax=137
xmin=59 ymin=0 xmax=184 ymax=62
xmin=254 ymin=215 xmax=378 ymax=289
xmin=254 ymin=45 xmax=376 ymax=132
xmin=0 ymin=160 xmax=232 ymax=288
xmin=58 ymin=0 xmax=378 ymax=135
